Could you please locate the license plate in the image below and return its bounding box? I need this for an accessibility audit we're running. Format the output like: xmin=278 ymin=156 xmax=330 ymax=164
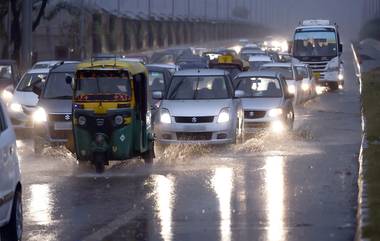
xmin=183 ymin=125 xmax=206 ymax=132
xmin=313 ymin=72 xmax=321 ymax=80
xmin=54 ymin=122 xmax=72 ymax=130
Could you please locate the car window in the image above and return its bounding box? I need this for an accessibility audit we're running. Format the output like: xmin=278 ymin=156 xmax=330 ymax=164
xmin=0 ymin=103 xmax=7 ymax=132
xmin=235 ymin=77 xmax=283 ymax=98
xmin=167 ymin=76 xmax=230 ymax=100
xmin=17 ymin=73 xmax=46 ymax=92
xmin=43 ymin=72 xmax=73 ymax=99
xmin=148 ymin=71 xmax=165 ymax=92
xmin=0 ymin=65 xmax=12 ymax=82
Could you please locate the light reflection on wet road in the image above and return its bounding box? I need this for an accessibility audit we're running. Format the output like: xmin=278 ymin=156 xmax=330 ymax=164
xmin=19 ymin=51 xmax=361 ymax=241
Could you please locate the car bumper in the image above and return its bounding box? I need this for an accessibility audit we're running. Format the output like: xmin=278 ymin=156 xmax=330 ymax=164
xmin=33 ymin=121 xmax=72 ymax=144
xmin=155 ymin=122 xmax=234 ymax=145
xmin=318 ymin=71 xmax=343 ymax=84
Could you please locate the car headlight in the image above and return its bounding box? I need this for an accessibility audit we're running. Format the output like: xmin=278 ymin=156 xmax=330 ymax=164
xmin=160 ymin=109 xmax=171 ymax=124
xmin=301 ymin=83 xmax=310 ymax=91
xmin=10 ymin=103 xmax=22 ymax=113
xmin=338 ymin=73 xmax=344 ymax=81
xmin=32 ymin=107 xmax=47 ymax=123
xmin=1 ymin=89 xmax=13 ymax=102
xmin=288 ymin=85 xmax=296 ymax=94
xmin=217 ymin=108 xmax=230 ymax=123
xmin=268 ymin=108 xmax=283 ymax=118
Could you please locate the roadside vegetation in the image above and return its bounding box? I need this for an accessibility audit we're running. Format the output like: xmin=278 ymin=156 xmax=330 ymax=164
xmin=362 ymin=69 xmax=380 ymax=239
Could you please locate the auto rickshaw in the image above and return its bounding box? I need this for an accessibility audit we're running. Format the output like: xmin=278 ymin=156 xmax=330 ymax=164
xmin=67 ymin=59 xmax=154 ymax=173
xmin=208 ymin=54 xmax=250 ymax=78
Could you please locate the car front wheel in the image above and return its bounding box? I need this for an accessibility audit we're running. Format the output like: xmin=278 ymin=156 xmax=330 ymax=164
xmin=0 ymin=190 xmax=23 ymax=241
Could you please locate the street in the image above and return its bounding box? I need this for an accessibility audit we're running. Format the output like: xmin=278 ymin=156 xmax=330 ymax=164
xmin=19 ymin=50 xmax=361 ymax=241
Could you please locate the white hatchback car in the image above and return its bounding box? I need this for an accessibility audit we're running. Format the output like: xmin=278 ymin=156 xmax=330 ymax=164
xmin=294 ymin=64 xmax=317 ymax=101
xmin=0 ymin=100 xmax=22 ymax=241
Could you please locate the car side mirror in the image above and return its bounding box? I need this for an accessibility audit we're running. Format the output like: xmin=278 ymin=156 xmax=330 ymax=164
xmin=152 ymin=91 xmax=163 ymax=100
xmin=65 ymin=74 xmax=75 ymax=90
xmin=234 ymin=90 xmax=245 ymax=98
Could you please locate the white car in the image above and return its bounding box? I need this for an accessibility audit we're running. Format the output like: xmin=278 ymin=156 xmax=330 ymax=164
xmin=248 ymin=55 xmax=273 ymax=71
xmin=260 ymin=63 xmax=303 ymax=105
xmin=153 ymin=69 xmax=244 ymax=145
xmin=294 ymin=64 xmax=317 ymax=101
xmin=0 ymin=100 xmax=22 ymax=241
xmin=7 ymin=68 xmax=49 ymax=130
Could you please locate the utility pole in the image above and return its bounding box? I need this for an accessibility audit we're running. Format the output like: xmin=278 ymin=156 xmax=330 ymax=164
xmin=21 ymin=0 xmax=32 ymax=69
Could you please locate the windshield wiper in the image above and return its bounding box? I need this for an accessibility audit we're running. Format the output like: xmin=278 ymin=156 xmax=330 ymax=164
xmin=168 ymin=78 xmax=186 ymax=99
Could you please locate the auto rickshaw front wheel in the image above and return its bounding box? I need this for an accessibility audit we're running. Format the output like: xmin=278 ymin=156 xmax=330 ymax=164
xmin=142 ymin=143 xmax=155 ymax=164
xmin=93 ymin=153 xmax=106 ymax=173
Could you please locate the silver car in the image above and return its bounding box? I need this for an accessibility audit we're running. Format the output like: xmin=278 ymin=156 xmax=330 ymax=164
xmin=233 ymin=71 xmax=295 ymax=134
xmin=153 ymin=69 xmax=244 ymax=144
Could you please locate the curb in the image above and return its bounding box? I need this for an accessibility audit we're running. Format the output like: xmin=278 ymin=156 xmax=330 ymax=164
xmin=352 ymin=43 xmax=370 ymax=241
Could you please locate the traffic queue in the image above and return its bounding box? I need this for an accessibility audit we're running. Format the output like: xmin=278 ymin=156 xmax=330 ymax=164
xmin=0 ymin=37 xmax=332 ymax=174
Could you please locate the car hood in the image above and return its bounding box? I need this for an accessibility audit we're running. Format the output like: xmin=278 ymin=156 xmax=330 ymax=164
xmin=13 ymin=91 xmax=39 ymax=107
xmin=37 ymin=98 xmax=72 ymax=114
xmin=241 ymin=98 xmax=282 ymax=110
xmin=161 ymin=99 xmax=232 ymax=116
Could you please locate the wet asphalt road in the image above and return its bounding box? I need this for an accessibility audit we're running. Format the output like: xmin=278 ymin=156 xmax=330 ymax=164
xmin=19 ymin=51 xmax=361 ymax=241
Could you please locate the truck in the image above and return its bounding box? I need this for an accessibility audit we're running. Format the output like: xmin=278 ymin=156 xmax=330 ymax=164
xmin=291 ymin=20 xmax=344 ymax=90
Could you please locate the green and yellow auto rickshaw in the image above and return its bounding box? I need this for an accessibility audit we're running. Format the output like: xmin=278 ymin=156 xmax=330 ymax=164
xmin=68 ymin=59 xmax=154 ymax=173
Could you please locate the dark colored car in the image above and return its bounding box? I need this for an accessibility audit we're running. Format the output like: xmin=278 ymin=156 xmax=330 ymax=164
xmin=32 ymin=62 xmax=77 ymax=154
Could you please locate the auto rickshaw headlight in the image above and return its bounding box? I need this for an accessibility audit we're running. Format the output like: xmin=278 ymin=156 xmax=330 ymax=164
xmin=78 ymin=116 xmax=87 ymax=126
xmin=114 ymin=115 xmax=124 ymax=126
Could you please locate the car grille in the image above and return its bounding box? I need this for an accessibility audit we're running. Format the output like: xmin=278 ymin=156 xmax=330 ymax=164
xmin=48 ymin=113 xmax=72 ymax=122
xmin=176 ymin=132 xmax=212 ymax=141
xmin=175 ymin=116 xmax=214 ymax=123
xmin=49 ymin=127 xmax=70 ymax=140
xmin=245 ymin=122 xmax=270 ymax=128
xmin=244 ymin=111 xmax=266 ymax=119
xmin=303 ymin=61 xmax=328 ymax=80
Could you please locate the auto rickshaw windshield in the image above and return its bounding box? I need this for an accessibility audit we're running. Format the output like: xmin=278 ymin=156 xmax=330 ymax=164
xmin=75 ymin=70 xmax=132 ymax=97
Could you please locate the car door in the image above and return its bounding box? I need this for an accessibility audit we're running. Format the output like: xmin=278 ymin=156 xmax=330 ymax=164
xmin=0 ymin=101 xmax=15 ymax=225
xmin=292 ymin=66 xmax=303 ymax=104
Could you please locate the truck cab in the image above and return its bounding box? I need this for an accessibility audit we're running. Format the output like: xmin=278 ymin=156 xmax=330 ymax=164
xmin=291 ymin=20 xmax=344 ymax=90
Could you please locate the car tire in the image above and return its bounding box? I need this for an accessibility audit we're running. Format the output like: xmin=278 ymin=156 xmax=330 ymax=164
xmin=0 ymin=190 xmax=23 ymax=241
xmin=33 ymin=138 xmax=44 ymax=155
xmin=288 ymin=111 xmax=295 ymax=131
xmin=236 ymin=119 xmax=245 ymax=144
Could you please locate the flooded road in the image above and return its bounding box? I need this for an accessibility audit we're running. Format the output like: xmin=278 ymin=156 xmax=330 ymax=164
xmin=20 ymin=51 xmax=361 ymax=241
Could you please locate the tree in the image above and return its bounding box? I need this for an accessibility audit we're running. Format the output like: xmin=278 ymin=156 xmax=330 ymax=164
xmin=2 ymin=0 xmax=49 ymax=60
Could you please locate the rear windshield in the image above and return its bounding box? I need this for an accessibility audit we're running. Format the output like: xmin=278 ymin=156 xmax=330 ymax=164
xmin=260 ymin=66 xmax=294 ymax=80
xmin=234 ymin=77 xmax=283 ymax=98
xmin=167 ymin=76 xmax=231 ymax=100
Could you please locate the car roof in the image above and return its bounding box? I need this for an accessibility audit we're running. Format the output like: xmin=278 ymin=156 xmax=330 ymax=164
xmin=261 ymin=62 xmax=293 ymax=68
xmin=236 ymin=71 xmax=281 ymax=79
xmin=50 ymin=63 xmax=78 ymax=73
xmin=146 ymin=64 xmax=177 ymax=69
xmin=249 ymin=55 xmax=272 ymax=61
xmin=173 ymin=69 xmax=227 ymax=77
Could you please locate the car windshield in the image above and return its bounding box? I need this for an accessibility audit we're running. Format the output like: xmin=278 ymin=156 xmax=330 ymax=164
xmin=0 ymin=65 xmax=12 ymax=81
xmin=43 ymin=72 xmax=73 ymax=99
xmin=260 ymin=66 xmax=294 ymax=80
xmin=293 ymin=29 xmax=338 ymax=57
xmin=17 ymin=73 xmax=46 ymax=92
xmin=235 ymin=77 xmax=283 ymax=98
xmin=149 ymin=71 xmax=165 ymax=92
xmin=76 ymin=71 xmax=131 ymax=96
xmin=167 ymin=76 xmax=230 ymax=100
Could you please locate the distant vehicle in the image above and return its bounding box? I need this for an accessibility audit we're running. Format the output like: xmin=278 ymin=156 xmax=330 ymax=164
xmin=278 ymin=52 xmax=293 ymax=63
xmin=233 ymin=71 xmax=294 ymax=134
xmin=32 ymin=60 xmax=60 ymax=69
xmin=0 ymin=99 xmax=22 ymax=241
xmin=291 ymin=19 xmax=344 ymax=90
xmin=153 ymin=69 xmax=244 ymax=145
xmin=294 ymin=63 xmax=317 ymax=101
xmin=176 ymin=56 xmax=209 ymax=70
xmin=145 ymin=63 xmax=179 ymax=75
xmin=240 ymin=49 xmax=266 ymax=62
xmin=209 ymin=54 xmax=250 ymax=79
xmin=260 ymin=63 xmax=303 ymax=104
xmin=191 ymin=47 xmax=209 ymax=57
xmin=248 ymin=55 xmax=273 ymax=71
xmin=124 ymin=54 xmax=149 ymax=64
xmin=241 ymin=45 xmax=262 ymax=53
xmin=31 ymin=62 xmax=78 ymax=154
xmin=150 ymin=48 xmax=194 ymax=64
xmin=0 ymin=60 xmax=21 ymax=104
xmin=8 ymin=68 xmax=50 ymax=131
